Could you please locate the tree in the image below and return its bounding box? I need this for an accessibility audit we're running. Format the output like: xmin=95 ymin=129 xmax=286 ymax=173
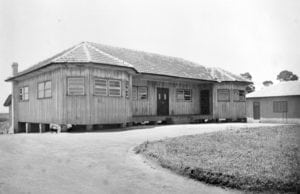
xmin=277 ymin=70 xmax=298 ymax=81
xmin=240 ymin=72 xmax=255 ymax=93
xmin=262 ymin=80 xmax=273 ymax=87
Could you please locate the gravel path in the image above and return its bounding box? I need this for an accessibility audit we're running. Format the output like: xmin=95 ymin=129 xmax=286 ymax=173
xmin=0 ymin=123 xmax=280 ymax=194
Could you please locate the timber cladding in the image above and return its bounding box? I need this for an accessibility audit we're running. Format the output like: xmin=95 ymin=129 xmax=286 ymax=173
xmin=16 ymin=65 xmax=132 ymax=125
xmin=132 ymin=78 xmax=202 ymax=116
xmin=212 ymin=82 xmax=247 ymax=120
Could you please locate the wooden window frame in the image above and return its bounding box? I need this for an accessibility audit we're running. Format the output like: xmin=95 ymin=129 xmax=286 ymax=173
xmin=94 ymin=77 xmax=107 ymax=96
xmin=108 ymin=80 xmax=122 ymax=97
xmin=176 ymin=89 xmax=192 ymax=102
xmin=132 ymin=86 xmax=138 ymax=100
xmin=273 ymin=101 xmax=288 ymax=113
xmin=37 ymin=80 xmax=52 ymax=99
xmin=217 ymin=89 xmax=230 ymax=102
xmin=233 ymin=89 xmax=245 ymax=102
xmin=138 ymin=86 xmax=148 ymax=100
xmin=67 ymin=76 xmax=85 ymax=96
xmin=19 ymin=86 xmax=29 ymax=101
xmin=132 ymin=86 xmax=148 ymax=101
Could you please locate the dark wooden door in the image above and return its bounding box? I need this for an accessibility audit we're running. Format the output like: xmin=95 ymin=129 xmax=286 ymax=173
xmin=253 ymin=102 xmax=260 ymax=120
xmin=157 ymin=88 xmax=169 ymax=116
xmin=200 ymin=90 xmax=210 ymax=115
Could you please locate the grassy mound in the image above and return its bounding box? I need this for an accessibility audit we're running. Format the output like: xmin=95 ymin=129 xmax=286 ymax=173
xmin=135 ymin=125 xmax=300 ymax=192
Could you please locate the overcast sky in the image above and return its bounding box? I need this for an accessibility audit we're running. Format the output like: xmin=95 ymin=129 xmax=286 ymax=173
xmin=0 ymin=0 xmax=299 ymax=112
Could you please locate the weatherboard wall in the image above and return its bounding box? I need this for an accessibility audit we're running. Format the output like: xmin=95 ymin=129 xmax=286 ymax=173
xmin=132 ymin=77 xmax=214 ymax=116
xmin=15 ymin=64 xmax=132 ymax=127
xmin=212 ymin=82 xmax=247 ymax=120
xmin=62 ymin=65 xmax=131 ymax=124
xmin=16 ymin=68 xmax=64 ymax=125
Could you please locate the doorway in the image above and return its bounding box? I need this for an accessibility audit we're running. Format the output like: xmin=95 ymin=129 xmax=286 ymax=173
xmin=200 ymin=90 xmax=210 ymax=115
xmin=253 ymin=102 xmax=260 ymax=120
xmin=157 ymin=88 xmax=169 ymax=116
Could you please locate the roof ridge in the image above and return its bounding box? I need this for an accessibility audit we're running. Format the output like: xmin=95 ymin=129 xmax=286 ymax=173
xmin=83 ymin=43 xmax=91 ymax=61
xmin=85 ymin=42 xmax=134 ymax=68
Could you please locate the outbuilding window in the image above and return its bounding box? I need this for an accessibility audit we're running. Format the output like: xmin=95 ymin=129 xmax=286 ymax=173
xmin=108 ymin=80 xmax=121 ymax=96
xmin=273 ymin=101 xmax=288 ymax=113
xmin=94 ymin=78 xmax=107 ymax=96
xmin=38 ymin=81 xmax=52 ymax=99
xmin=217 ymin=89 xmax=230 ymax=102
xmin=67 ymin=77 xmax=85 ymax=96
xmin=176 ymin=89 xmax=192 ymax=101
xmin=233 ymin=90 xmax=245 ymax=102
xmin=19 ymin=86 xmax=29 ymax=101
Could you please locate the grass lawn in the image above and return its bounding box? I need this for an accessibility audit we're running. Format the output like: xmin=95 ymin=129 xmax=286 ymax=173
xmin=135 ymin=125 xmax=300 ymax=192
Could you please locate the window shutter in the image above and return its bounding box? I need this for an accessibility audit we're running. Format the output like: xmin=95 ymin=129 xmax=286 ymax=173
xmin=108 ymin=80 xmax=121 ymax=96
xmin=94 ymin=79 xmax=107 ymax=96
xmin=68 ymin=77 xmax=85 ymax=95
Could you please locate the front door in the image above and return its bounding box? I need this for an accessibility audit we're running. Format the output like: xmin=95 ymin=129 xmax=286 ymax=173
xmin=200 ymin=90 xmax=210 ymax=115
xmin=157 ymin=88 xmax=169 ymax=116
xmin=253 ymin=102 xmax=260 ymax=120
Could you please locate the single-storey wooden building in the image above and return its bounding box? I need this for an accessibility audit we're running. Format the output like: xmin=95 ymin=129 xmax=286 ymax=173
xmin=246 ymin=81 xmax=300 ymax=124
xmin=5 ymin=42 xmax=250 ymax=133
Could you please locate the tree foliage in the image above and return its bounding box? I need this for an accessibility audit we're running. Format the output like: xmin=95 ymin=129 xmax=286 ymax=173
xmin=240 ymin=72 xmax=255 ymax=93
xmin=262 ymin=80 xmax=273 ymax=87
xmin=277 ymin=70 xmax=298 ymax=81
xmin=240 ymin=72 xmax=252 ymax=80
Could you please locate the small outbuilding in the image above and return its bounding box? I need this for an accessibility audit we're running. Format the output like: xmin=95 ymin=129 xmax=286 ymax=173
xmin=246 ymin=81 xmax=300 ymax=124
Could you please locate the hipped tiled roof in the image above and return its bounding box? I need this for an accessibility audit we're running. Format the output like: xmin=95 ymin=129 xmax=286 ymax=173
xmin=6 ymin=42 xmax=249 ymax=83
xmin=246 ymin=81 xmax=300 ymax=98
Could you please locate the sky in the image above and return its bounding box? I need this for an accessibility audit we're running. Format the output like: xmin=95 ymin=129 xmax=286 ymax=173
xmin=0 ymin=0 xmax=299 ymax=112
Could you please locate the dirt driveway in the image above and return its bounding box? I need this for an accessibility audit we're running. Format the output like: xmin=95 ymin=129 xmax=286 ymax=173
xmin=0 ymin=123 xmax=279 ymax=194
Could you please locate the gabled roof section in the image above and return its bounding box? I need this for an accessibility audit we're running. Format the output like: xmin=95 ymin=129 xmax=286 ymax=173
xmin=246 ymin=81 xmax=300 ymax=98
xmin=207 ymin=67 xmax=251 ymax=83
xmin=6 ymin=41 xmax=248 ymax=83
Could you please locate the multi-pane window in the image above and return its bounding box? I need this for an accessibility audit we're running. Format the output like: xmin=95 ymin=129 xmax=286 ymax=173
xmin=38 ymin=81 xmax=52 ymax=99
xmin=217 ymin=89 xmax=230 ymax=102
xmin=67 ymin=77 xmax=85 ymax=95
xmin=176 ymin=89 xmax=192 ymax=101
xmin=273 ymin=101 xmax=288 ymax=113
xmin=132 ymin=86 xmax=148 ymax=100
xmin=108 ymin=80 xmax=121 ymax=96
xmin=94 ymin=78 xmax=107 ymax=96
xmin=138 ymin=87 xmax=148 ymax=100
xmin=19 ymin=86 xmax=29 ymax=101
xmin=125 ymin=81 xmax=129 ymax=98
xmin=233 ymin=90 xmax=245 ymax=102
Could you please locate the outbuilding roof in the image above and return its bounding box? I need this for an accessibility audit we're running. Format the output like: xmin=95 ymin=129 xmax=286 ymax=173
xmin=246 ymin=81 xmax=300 ymax=98
xmin=6 ymin=42 xmax=249 ymax=83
